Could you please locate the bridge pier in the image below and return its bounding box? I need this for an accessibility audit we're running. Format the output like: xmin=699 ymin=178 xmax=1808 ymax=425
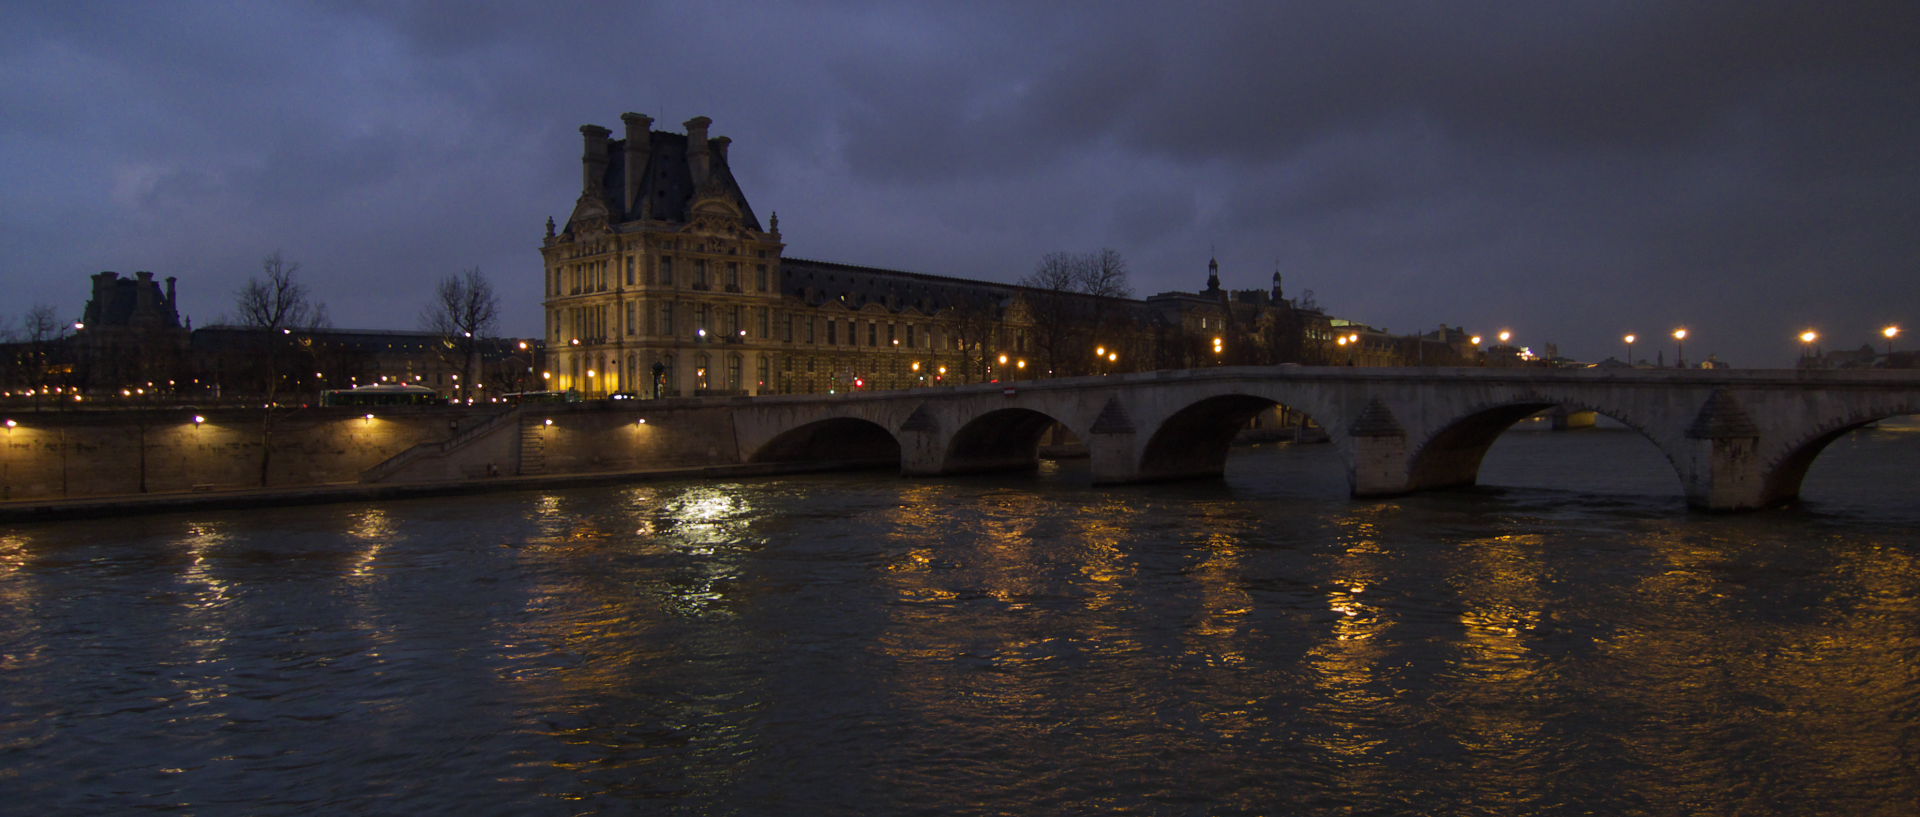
xmin=1681 ymin=436 xmax=1775 ymax=510
xmin=897 ymin=426 xmax=946 ymax=477
xmin=1348 ymin=433 xmax=1416 ymax=497
xmin=1679 ymin=390 xmax=1774 ymax=511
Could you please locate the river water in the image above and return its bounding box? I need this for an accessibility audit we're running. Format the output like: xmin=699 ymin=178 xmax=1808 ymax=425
xmin=3 ymin=423 xmax=1917 ymax=816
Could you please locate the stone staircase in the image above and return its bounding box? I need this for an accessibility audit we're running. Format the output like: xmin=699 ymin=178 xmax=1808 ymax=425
xmin=518 ymin=417 xmax=547 ymax=475
xmin=359 ymin=406 xmax=519 ymax=483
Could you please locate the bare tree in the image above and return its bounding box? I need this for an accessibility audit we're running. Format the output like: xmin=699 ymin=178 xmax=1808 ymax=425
xmin=1018 ymin=249 xmax=1135 ymax=377
xmin=20 ymin=305 xmax=70 ymax=406
xmin=233 ymin=252 xmax=326 ymax=485
xmin=420 ymin=267 xmax=500 ymax=400
xmin=234 ymin=252 xmax=328 ymax=404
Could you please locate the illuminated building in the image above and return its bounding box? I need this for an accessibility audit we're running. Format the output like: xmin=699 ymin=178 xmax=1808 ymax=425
xmin=541 ymin=113 xmax=1481 ymax=397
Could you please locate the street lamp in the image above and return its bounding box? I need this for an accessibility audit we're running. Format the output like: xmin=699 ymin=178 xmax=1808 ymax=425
xmin=1885 ymin=325 xmax=1901 ymax=357
xmin=1498 ymin=330 xmax=1512 ymax=344
xmin=1672 ymin=328 xmax=1688 ymax=368
xmin=1799 ymin=329 xmax=1819 ymax=362
xmin=1623 ymin=334 xmax=1636 ymax=366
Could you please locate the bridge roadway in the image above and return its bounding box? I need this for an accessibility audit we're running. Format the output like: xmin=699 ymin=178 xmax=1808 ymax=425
xmin=732 ymin=366 xmax=1920 ymax=511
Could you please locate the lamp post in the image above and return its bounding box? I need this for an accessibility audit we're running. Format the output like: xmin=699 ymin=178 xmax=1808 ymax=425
xmin=1799 ymin=330 xmax=1819 ymax=363
xmin=1672 ymin=328 xmax=1688 ymax=369
xmin=1885 ymin=325 xmax=1901 ymax=358
xmin=1623 ymin=334 xmax=1636 ymax=366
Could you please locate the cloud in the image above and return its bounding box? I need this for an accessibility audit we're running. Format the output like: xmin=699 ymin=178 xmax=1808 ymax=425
xmin=2 ymin=1 xmax=1915 ymax=364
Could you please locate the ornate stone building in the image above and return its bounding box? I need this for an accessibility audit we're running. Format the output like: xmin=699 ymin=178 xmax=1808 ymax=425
xmin=540 ymin=114 xmax=1478 ymax=398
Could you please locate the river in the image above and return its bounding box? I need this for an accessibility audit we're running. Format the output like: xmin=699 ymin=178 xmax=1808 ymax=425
xmin=3 ymin=422 xmax=1917 ymax=815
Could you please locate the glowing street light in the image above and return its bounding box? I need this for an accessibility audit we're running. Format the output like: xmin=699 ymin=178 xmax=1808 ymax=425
xmin=1885 ymin=325 xmax=1901 ymax=357
xmin=1799 ymin=329 xmax=1819 ymax=361
xmin=1672 ymin=327 xmax=1688 ymax=368
xmin=1623 ymin=333 xmax=1637 ymax=365
xmin=1498 ymin=330 xmax=1512 ymax=344
xmin=1470 ymin=335 xmax=1483 ymax=346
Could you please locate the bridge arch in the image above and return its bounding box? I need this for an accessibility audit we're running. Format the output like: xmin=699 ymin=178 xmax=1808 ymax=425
xmin=1408 ymin=399 xmax=1684 ymax=493
xmin=747 ymin=416 xmax=900 ymax=467
xmin=1763 ymin=405 xmax=1920 ymax=505
xmin=941 ymin=407 xmax=1077 ymax=475
xmin=1137 ymin=391 xmax=1341 ymax=482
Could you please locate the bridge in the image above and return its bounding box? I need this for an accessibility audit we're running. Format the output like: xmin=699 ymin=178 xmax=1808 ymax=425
xmin=728 ymin=366 xmax=1920 ymax=511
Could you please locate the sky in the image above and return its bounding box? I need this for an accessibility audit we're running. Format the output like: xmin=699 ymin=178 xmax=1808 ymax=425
xmin=3 ymin=1 xmax=1916 ymax=367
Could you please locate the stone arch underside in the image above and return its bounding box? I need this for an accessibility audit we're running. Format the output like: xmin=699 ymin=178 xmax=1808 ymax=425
xmin=941 ymin=408 xmax=1066 ymax=475
xmin=747 ymin=417 xmax=900 ymax=467
xmin=1137 ymin=393 xmax=1326 ymax=482
xmin=1409 ymin=400 xmax=1681 ymax=493
xmin=1763 ymin=406 xmax=1919 ymax=504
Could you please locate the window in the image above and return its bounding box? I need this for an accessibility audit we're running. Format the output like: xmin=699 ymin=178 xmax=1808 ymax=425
xmin=759 ymin=307 xmax=769 ymax=339
xmin=660 ymin=256 xmax=674 ymax=285
xmin=726 ymin=355 xmax=741 ymax=390
xmin=887 ymin=323 xmax=897 ymax=345
xmin=756 ymin=357 xmax=768 ymax=390
xmin=868 ymin=322 xmax=877 ymax=347
xmin=695 ymin=259 xmax=708 ymax=288
xmin=727 ymin=262 xmax=739 ymax=289
xmin=625 ymin=257 xmax=635 ymax=286
xmin=807 ymin=316 xmax=817 ymax=344
xmin=695 ymin=305 xmax=709 ymax=337
xmin=906 ymin=323 xmax=916 ymax=348
xmin=784 ymin=312 xmax=794 ymax=343
xmin=756 ymin=264 xmax=768 ymax=292
xmin=661 ymin=303 xmax=674 ymax=335
xmin=827 ymin=319 xmax=837 ymax=345
xmin=626 ymin=302 xmax=636 ymax=336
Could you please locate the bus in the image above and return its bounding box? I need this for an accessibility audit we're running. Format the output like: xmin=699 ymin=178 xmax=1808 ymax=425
xmin=319 ymin=384 xmax=445 ymax=407
xmin=500 ymin=390 xmax=581 ymax=404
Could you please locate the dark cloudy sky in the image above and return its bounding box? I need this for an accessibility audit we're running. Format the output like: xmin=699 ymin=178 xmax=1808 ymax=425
xmin=5 ymin=2 xmax=1916 ymax=366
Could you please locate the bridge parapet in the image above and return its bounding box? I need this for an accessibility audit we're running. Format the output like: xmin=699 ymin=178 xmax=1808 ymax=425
xmin=729 ymin=367 xmax=1920 ymax=511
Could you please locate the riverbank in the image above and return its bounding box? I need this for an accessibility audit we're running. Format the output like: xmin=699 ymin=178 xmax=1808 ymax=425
xmin=0 ymin=459 xmax=886 ymax=524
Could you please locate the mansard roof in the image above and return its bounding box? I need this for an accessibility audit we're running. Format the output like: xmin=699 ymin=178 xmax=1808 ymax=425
xmin=780 ymin=257 xmax=1019 ymax=316
xmin=587 ymin=130 xmax=761 ymax=232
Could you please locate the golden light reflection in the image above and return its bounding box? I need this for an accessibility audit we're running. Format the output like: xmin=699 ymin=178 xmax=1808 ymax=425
xmin=1183 ymin=502 xmax=1256 ymax=669
xmin=345 ymin=507 xmax=394 ymax=580
xmin=1443 ymin=533 xmax=1551 ymax=764
xmin=1303 ymin=509 xmax=1396 ymax=763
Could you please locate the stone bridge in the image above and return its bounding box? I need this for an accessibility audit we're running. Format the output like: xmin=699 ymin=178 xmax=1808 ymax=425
xmin=732 ymin=366 xmax=1920 ymax=510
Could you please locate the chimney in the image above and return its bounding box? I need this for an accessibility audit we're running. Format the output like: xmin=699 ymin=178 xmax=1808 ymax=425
xmin=166 ymin=276 xmax=177 ymax=310
xmin=620 ymin=112 xmax=652 ymax=216
xmin=712 ymin=135 xmax=731 ymax=163
xmin=580 ymin=124 xmax=612 ymax=198
xmin=684 ymin=116 xmax=712 ymax=185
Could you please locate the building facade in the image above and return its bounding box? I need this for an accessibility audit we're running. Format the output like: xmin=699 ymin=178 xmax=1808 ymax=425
xmin=539 ymin=113 xmax=1480 ymax=399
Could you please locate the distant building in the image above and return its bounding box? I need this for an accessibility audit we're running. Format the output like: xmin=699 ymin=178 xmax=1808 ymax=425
xmin=542 ymin=112 xmax=1475 ymax=398
xmin=0 ymin=270 xmax=541 ymax=405
xmin=72 ymin=270 xmax=192 ymax=395
xmin=189 ymin=327 xmax=543 ymax=403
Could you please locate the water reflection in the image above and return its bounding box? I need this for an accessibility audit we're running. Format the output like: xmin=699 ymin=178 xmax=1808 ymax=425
xmin=0 ymin=436 xmax=1915 ymax=814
